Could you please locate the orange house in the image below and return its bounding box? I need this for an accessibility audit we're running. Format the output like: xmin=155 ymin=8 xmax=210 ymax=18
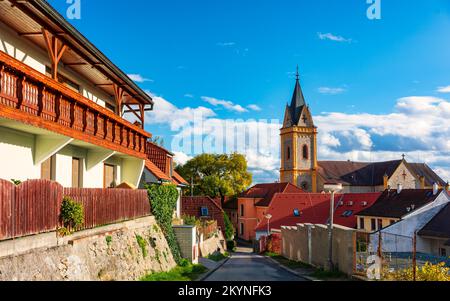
xmin=237 ymin=183 xmax=303 ymax=241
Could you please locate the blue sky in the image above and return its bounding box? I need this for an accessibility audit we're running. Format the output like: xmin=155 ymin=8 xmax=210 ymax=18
xmin=49 ymin=0 xmax=450 ymax=183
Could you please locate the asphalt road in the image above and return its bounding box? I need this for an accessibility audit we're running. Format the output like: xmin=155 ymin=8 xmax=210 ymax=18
xmin=203 ymin=253 xmax=307 ymax=282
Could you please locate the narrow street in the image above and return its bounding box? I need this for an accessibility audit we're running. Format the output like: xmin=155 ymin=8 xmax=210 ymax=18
xmin=203 ymin=244 xmax=308 ymax=282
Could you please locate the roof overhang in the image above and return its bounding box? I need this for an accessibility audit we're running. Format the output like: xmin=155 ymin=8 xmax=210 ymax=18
xmin=2 ymin=0 xmax=153 ymax=108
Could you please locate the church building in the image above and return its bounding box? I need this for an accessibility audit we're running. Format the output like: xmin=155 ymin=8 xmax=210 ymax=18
xmin=280 ymin=71 xmax=448 ymax=193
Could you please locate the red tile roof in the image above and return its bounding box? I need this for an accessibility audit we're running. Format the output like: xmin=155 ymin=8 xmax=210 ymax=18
xmin=172 ymin=171 xmax=188 ymax=186
xmin=255 ymin=192 xmax=381 ymax=232
xmin=240 ymin=183 xmax=303 ymax=207
xmin=145 ymin=159 xmax=171 ymax=182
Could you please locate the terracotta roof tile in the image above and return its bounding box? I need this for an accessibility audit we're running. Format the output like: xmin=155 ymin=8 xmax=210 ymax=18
xmin=240 ymin=183 xmax=303 ymax=207
xmin=145 ymin=160 xmax=171 ymax=181
xmin=255 ymin=192 xmax=381 ymax=232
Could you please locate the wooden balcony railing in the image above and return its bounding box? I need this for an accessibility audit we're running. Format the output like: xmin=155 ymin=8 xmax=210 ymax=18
xmin=0 ymin=51 xmax=150 ymax=158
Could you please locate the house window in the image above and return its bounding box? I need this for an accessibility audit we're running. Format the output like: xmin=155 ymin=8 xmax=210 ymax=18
xmin=440 ymin=248 xmax=447 ymax=257
xmin=41 ymin=155 xmax=56 ymax=181
xmin=104 ymin=164 xmax=117 ymax=188
xmin=240 ymin=223 xmax=244 ymax=236
xmin=240 ymin=204 xmax=245 ymax=217
xmin=293 ymin=209 xmax=300 ymax=217
xmin=302 ymin=145 xmax=309 ymax=160
xmin=377 ymin=219 xmax=383 ymax=230
xmin=201 ymin=207 xmax=209 ymax=217
xmin=359 ymin=218 xmax=365 ymax=230
xmin=371 ymin=219 xmax=377 ymax=231
xmin=72 ymin=157 xmax=83 ymax=188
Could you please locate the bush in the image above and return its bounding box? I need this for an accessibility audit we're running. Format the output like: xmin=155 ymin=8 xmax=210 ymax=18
xmin=223 ymin=212 xmax=235 ymax=241
xmin=60 ymin=197 xmax=84 ymax=232
xmin=385 ymin=262 xmax=450 ymax=281
xmin=182 ymin=215 xmax=201 ymax=227
xmin=226 ymin=240 xmax=237 ymax=252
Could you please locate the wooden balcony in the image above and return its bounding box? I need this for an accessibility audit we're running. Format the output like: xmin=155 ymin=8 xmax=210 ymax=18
xmin=0 ymin=51 xmax=150 ymax=159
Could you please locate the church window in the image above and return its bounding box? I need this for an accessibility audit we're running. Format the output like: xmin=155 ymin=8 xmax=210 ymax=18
xmin=302 ymin=145 xmax=309 ymax=160
xmin=301 ymin=181 xmax=309 ymax=191
xmin=287 ymin=147 xmax=291 ymax=160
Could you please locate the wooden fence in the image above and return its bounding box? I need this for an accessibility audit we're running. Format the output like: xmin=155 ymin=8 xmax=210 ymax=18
xmin=0 ymin=179 xmax=151 ymax=241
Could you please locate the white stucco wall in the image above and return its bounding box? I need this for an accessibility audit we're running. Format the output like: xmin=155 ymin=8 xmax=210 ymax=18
xmin=0 ymin=127 xmax=40 ymax=182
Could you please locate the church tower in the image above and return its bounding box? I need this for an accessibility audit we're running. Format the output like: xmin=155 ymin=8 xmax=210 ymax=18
xmin=280 ymin=69 xmax=318 ymax=192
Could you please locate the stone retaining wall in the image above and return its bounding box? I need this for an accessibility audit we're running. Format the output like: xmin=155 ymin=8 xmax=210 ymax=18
xmin=0 ymin=216 xmax=176 ymax=281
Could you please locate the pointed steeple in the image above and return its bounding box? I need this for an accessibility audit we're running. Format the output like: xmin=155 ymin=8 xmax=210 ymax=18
xmin=284 ymin=66 xmax=307 ymax=127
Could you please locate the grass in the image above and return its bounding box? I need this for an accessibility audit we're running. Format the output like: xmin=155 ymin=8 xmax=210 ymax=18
xmin=207 ymin=252 xmax=230 ymax=262
xmin=265 ymin=252 xmax=313 ymax=269
xmin=141 ymin=264 xmax=208 ymax=281
xmin=311 ymin=268 xmax=348 ymax=280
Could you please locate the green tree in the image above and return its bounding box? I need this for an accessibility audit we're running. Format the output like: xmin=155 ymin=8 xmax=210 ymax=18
xmin=176 ymin=153 xmax=252 ymax=204
xmin=223 ymin=212 xmax=235 ymax=241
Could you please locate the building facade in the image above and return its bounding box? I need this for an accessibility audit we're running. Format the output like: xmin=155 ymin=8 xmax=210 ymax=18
xmin=0 ymin=1 xmax=153 ymax=188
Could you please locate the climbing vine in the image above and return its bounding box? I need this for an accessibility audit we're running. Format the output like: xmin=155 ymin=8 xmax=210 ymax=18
xmin=145 ymin=184 xmax=182 ymax=265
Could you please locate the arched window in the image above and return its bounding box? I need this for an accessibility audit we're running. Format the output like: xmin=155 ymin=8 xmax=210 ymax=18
xmin=287 ymin=146 xmax=291 ymax=160
xmin=302 ymin=145 xmax=309 ymax=160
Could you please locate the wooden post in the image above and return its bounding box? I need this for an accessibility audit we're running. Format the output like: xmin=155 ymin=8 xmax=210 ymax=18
xmin=42 ymin=29 xmax=67 ymax=80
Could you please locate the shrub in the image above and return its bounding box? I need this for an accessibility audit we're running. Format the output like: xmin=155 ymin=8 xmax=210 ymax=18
xmin=60 ymin=197 xmax=84 ymax=232
xmin=182 ymin=215 xmax=201 ymax=227
xmin=10 ymin=179 xmax=22 ymax=186
xmin=226 ymin=240 xmax=237 ymax=252
xmin=223 ymin=212 xmax=235 ymax=241
xmin=385 ymin=262 xmax=450 ymax=281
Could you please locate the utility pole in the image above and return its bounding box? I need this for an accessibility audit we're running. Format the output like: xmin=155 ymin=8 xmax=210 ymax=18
xmin=324 ymin=183 xmax=342 ymax=271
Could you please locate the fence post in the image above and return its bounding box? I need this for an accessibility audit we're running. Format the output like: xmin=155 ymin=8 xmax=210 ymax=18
xmin=413 ymin=231 xmax=417 ymax=282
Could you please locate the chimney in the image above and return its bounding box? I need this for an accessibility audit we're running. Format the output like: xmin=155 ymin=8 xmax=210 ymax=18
xmin=433 ymin=183 xmax=439 ymax=196
xmin=419 ymin=175 xmax=426 ymax=189
xmin=397 ymin=184 xmax=403 ymax=194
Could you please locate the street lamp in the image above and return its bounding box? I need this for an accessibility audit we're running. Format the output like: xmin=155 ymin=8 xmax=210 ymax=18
xmin=265 ymin=214 xmax=273 ymax=236
xmin=323 ymin=182 xmax=343 ymax=271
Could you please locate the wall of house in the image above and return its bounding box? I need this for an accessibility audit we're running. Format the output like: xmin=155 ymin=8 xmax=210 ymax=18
xmin=237 ymin=198 xmax=260 ymax=241
xmin=368 ymin=193 xmax=450 ymax=253
xmin=281 ymin=224 xmax=357 ymax=275
xmin=181 ymin=197 xmax=225 ymax=234
xmin=357 ymin=216 xmax=399 ymax=232
xmin=0 ymin=216 xmax=176 ymax=281
xmin=0 ymin=127 xmax=40 ymax=182
xmin=0 ymin=20 xmax=115 ymax=111
xmin=425 ymin=238 xmax=450 ymax=257
xmin=0 ymin=125 xmax=145 ymax=188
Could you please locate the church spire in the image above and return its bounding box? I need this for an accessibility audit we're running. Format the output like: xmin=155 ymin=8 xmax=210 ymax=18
xmin=288 ymin=66 xmax=307 ymax=125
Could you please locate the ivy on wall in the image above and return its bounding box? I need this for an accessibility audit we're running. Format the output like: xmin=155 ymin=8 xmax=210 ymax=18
xmin=145 ymin=184 xmax=182 ymax=265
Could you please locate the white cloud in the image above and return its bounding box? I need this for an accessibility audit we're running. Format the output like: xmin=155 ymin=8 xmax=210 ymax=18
xmin=217 ymin=42 xmax=236 ymax=47
xmin=318 ymin=32 xmax=352 ymax=43
xmin=173 ymin=151 xmax=192 ymax=166
xmin=247 ymin=104 xmax=262 ymax=111
xmin=127 ymin=74 xmax=153 ymax=83
xmin=318 ymin=87 xmax=347 ymax=95
xmin=437 ymin=86 xmax=450 ymax=93
xmin=184 ymin=94 xmax=194 ymax=98
xmin=143 ymin=93 xmax=450 ymax=184
xmin=201 ymin=96 xmax=248 ymax=113
xmin=142 ymin=94 xmax=216 ymax=131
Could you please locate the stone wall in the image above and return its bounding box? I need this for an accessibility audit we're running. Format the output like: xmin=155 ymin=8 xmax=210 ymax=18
xmin=0 ymin=216 xmax=177 ymax=281
xmin=199 ymin=231 xmax=226 ymax=257
xmin=281 ymin=223 xmax=356 ymax=275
